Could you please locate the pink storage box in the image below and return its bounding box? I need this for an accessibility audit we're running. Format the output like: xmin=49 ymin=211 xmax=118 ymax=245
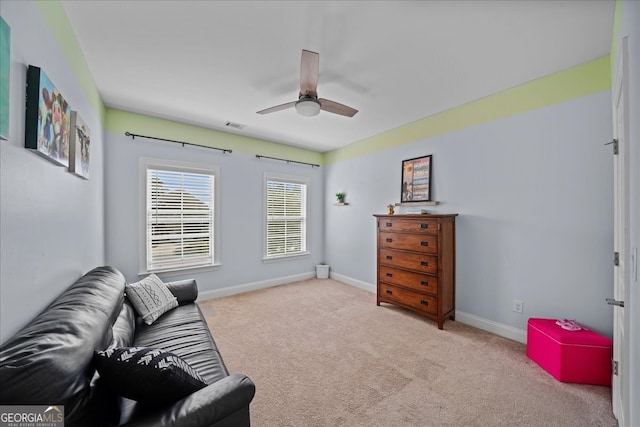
xmin=526 ymin=318 xmax=612 ymax=386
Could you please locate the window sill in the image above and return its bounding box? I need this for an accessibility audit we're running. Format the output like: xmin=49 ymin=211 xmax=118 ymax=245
xmin=262 ymin=252 xmax=310 ymax=263
xmin=139 ymin=263 xmax=221 ymax=278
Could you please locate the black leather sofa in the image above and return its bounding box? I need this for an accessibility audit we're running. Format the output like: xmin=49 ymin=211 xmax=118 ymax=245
xmin=0 ymin=266 xmax=255 ymax=426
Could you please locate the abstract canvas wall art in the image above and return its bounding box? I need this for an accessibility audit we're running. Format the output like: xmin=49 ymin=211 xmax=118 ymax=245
xmin=0 ymin=17 xmax=10 ymax=140
xmin=25 ymin=65 xmax=71 ymax=167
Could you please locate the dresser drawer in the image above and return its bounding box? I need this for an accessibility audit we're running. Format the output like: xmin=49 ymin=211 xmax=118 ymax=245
xmin=379 ymin=232 xmax=438 ymax=254
xmin=378 ymin=218 xmax=438 ymax=235
xmin=379 ymin=248 xmax=438 ymax=275
xmin=379 ymin=283 xmax=437 ymax=315
xmin=379 ymin=265 xmax=438 ymax=295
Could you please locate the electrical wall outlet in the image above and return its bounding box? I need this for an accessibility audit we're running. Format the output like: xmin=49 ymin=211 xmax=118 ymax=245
xmin=513 ymin=299 xmax=523 ymax=314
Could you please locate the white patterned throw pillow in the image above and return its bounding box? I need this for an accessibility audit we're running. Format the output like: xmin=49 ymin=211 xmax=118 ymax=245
xmin=126 ymin=274 xmax=178 ymax=325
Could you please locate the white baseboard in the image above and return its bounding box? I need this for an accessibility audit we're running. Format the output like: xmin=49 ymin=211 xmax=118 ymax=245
xmin=330 ymin=272 xmax=376 ymax=294
xmin=197 ymin=271 xmax=316 ymax=301
xmin=331 ymin=273 xmax=527 ymax=344
xmin=455 ymin=310 xmax=527 ymax=344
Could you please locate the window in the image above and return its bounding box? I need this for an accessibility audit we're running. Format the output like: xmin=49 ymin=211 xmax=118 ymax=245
xmin=264 ymin=174 xmax=309 ymax=259
xmin=140 ymin=158 xmax=218 ymax=273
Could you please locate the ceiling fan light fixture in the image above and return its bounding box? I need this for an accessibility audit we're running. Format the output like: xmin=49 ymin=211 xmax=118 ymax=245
xmin=295 ymin=98 xmax=321 ymax=117
xmin=257 ymin=50 xmax=356 ymax=118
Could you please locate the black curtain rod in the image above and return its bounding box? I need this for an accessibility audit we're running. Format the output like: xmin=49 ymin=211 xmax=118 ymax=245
xmin=125 ymin=132 xmax=232 ymax=153
xmin=255 ymin=154 xmax=319 ymax=168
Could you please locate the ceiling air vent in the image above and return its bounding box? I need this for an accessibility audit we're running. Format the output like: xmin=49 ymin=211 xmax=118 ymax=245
xmin=225 ymin=121 xmax=246 ymax=130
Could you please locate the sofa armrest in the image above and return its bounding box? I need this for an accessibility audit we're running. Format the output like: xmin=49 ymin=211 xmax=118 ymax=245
xmin=122 ymin=373 xmax=255 ymax=427
xmin=164 ymin=279 xmax=198 ymax=304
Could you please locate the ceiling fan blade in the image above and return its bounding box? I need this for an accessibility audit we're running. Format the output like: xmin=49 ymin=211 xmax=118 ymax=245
xmin=300 ymin=49 xmax=319 ymax=97
xmin=257 ymin=101 xmax=297 ymax=115
xmin=319 ymin=98 xmax=358 ymax=117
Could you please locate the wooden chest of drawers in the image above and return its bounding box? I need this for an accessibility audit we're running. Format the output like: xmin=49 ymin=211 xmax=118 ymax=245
xmin=374 ymin=214 xmax=457 ymax=329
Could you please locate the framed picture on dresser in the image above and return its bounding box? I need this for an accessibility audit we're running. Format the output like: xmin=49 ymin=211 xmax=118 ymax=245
xmin=401 ymin=155 xmax=432 ymax=202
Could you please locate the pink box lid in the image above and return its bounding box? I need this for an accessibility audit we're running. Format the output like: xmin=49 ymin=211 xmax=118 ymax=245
xmin=528 ymin=318 xmax=612 ymax=347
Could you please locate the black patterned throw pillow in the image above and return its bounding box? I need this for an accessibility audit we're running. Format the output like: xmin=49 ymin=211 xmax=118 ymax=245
xmin=94 ymin=347 xmax=208 ymax=405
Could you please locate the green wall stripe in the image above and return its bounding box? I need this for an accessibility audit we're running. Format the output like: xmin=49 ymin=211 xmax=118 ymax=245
xmin=106 ymin=108 xmax=325 ymax=165
xmin=326 ymin=55 xmax=611 ymax=165
xmin=35 ymin=0 xmax=105 ymax=125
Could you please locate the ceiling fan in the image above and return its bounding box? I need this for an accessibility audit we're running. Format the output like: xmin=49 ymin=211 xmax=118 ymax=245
xmin=257 ymin=49 xmax=358 ymax=118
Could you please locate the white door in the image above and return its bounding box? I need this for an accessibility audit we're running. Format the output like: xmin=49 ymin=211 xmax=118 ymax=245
xmin=611 ymin=36 xmax=630 ymax=426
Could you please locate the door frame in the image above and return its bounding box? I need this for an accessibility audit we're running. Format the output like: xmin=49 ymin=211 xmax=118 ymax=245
xmin=611 ymin=35 xmax=630 ymax=426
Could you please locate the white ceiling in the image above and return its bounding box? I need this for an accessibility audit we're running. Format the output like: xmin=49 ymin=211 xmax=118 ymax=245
xmin=61 ymin=1 xmax=614 ymax=153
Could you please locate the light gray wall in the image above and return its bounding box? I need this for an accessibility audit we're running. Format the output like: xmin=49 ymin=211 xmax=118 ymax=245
xmin=104 ymin=129 xmax=325 ymax=291
xmin=0 ymin=2 xmax=105 ymax=342
xmin=325 ymin=91 xmax=613 ymax=336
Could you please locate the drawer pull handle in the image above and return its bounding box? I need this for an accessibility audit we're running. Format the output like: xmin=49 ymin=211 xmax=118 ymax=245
xmin=386 ymin=238 xmax=393 ymax=243
xmin=420 ymin=300 xmax=429 ymax=306
xmin=386 ymin=222 xmax=392 ymax=227
xmin=420 ymin=261 xmax=429 ymax=266
xmin=386 ymin=273 xmax=393 ymax=277
xmin=421 ymin=223 xmax=429 ymax=229
xmin=420 ymin=241 xmax=429 ymax=246
xmin=420 ymin=281 xmax=429 ymax=286
xmin=386 ymin=289 xmax=393 ymax=295
xmin=386 ymin=255 xmax=393 ymax=260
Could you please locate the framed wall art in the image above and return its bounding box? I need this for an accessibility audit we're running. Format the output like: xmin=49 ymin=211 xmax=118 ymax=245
xmin=25 ymin=65 xmax=71 ymax=167
xmin=69 ymin=111 xmax=90 ymax=179
xmin=0 ymin=17 xmax=10 ymax=140
xmin=401 ymin=155 xmax=432 ymax=202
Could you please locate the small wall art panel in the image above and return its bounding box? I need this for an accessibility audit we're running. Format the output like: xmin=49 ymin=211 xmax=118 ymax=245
xmin=0 ymin=17 xmax=10 ymax=140
xmin=25 ymin=65 xmax=71 ymax=167
xmin=69 ymin=111 xmax=90 ymax=179
xmin=401 ymin=154 xmax=432 ymax=202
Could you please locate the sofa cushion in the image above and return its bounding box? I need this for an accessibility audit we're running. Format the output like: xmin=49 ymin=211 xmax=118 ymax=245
xmin=94 ymin=346 xmax=208 ymax=406
xmin=109 ymin=301 xmax=136 ymax=349
xmin=134 ymin=303 xmax=230 ymax=385
xmin=126 ymin=274 xmax=178 ymax=325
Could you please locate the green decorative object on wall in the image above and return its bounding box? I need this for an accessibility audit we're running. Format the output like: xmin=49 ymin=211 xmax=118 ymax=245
xmin=0 ymin=16 xmax=10 ymax=140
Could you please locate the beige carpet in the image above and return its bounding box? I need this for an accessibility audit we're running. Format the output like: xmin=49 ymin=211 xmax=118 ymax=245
xmin=199 ymin=279 xmax=616 ymax=427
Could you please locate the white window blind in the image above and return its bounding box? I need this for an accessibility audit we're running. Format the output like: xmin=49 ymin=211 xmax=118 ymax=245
xmin=146 ymin=168 xmax=214 ymax=271
xmin=266 ymin=178 xmax=307 ymax=257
